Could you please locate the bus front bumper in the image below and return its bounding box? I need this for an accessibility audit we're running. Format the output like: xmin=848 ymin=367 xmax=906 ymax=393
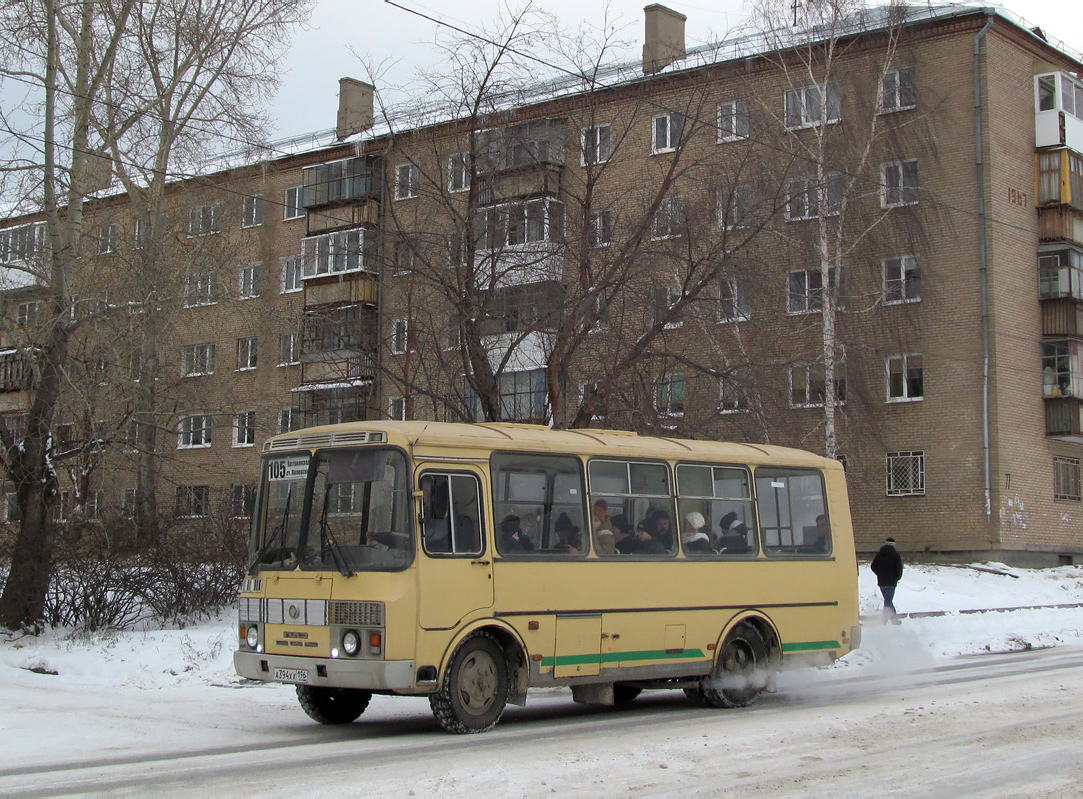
xmin=234 ymin=651 xmax=418 ymax=692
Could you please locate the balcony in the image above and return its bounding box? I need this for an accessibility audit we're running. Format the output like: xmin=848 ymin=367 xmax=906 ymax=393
xmin=0 ymin=350 xmax=30 ymax=392
xmin=1045 ymin=395 xmax=1083 ymax=442
xmin=1036 ymin=73 xmax=1083 ymax=152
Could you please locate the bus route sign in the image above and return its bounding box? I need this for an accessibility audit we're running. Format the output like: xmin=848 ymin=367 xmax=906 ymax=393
xmin=267 ymin=455 xmax=309 ymax=481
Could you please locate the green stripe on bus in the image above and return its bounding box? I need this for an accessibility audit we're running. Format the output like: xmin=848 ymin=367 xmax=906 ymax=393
xmin=541 ymin=648 xmax=707 ymax=667
xmin=781 ymin=640 xmax=841 ymax=652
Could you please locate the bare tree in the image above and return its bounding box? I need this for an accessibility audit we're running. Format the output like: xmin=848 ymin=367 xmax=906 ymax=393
xmin=0 ymin=0 xmax=312 ymax=630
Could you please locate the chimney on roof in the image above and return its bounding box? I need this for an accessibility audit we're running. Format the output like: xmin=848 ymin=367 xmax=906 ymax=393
xmin=336 ymin=78 xmax=374 ymax=140
xmin=642 ymin=4 xmax=687 ymax=75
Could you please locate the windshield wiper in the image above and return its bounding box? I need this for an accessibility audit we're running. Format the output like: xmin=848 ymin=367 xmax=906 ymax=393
xmin=319 ymin=485 xmax=355 ymax=578
xmin=247 ymin=486 xmax=292 ymax=574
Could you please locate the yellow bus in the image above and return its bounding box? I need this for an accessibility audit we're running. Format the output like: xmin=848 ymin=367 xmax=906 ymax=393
xmin=234 ymin=421 xmax=860 ymax=734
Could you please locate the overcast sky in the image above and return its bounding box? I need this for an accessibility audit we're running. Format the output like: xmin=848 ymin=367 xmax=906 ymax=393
xmin=267 ymin=0 xmax=1083 ymax=140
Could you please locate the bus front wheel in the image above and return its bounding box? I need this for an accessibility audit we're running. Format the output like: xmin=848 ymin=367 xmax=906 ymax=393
xmin=690 ymin=623 xmax=769 ymax=709
xmin=430 ymin=632 xmax=509 ymax=734
xmin=296 ymin=685 xmax=372 ymax=724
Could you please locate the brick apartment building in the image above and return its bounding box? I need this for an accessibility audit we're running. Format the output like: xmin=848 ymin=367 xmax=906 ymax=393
xmin=1 ymin=4 xmax=1081 ymax=563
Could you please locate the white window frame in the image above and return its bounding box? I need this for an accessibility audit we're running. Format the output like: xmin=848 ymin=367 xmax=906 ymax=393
xmin=652 ymin=196 xmax=685 ymax=240
xmin=283 ymin=186 xmax=304 ymax=220
xmin=448 ymin=153 xmax=471 ymax=192
xmin=97 ymin=223 xmax=117 ymax=255
xmin=181 ymin=343 xmax=215 ymax=377
xmin=720 ymin=185 xmax=751 ymax=229
xmin=176 ymin=485 xmax=210 ymax=518
xmin=881 ymin=160 xmax=919 ymax=208
xmin=281 ymin=255 xmax=303 ymax=293
xmin=242 ymin=195 xmax=264 ymax=228
xmin=651 ymin=112 xmax=684 ymax=154
xmin=880 ymin=66 xmax=916 ymax=113
xmin=788 ymin=267 xmax=839 ymax=314
xmin=886 ymin=353 xmax=924 ymax=402
xmin=883 ymin=255 xmax=921 ymax=304
xmin=178 ymin=414 xmax=212 ymax=449
xmin=279 ymin=407 xmax=301 ymax=434
xmin=16 ymin=300 xmax=41 ymax=327
xmin=719 ymin=278 xmax=751 ymax=323
xmin=278 ymin=331 xmax=300 ymax=366
xmin=391 ymin=318 xmax=409 ymax=354
xmin=237 ymin=337 xmax=258 ymax=371
xmin=301 ymin=229 xmax=366 ymax=278
xmin=784 ymin=82 xmax=841 ymax=129
xmin=188 ymin=203 xmax=221 ymax=236
xmin=655 ymin=284 xmax=683 ymax=329
xmin=184 ymin=271 xmax=217 ymax=307
xmin=589 ymin=209 xmax=612 ymax=247
xmin=238 ymin=262 xmax=261 ymax=299
xmin=887 ymin=450 xmax=925 ymax=496
xmin=790 ymin=362 xmax=846 ymax=408
xmin=233 ymin=410 xmax=256 ymax=447
xmin=388 ymin=396 xmax=406 ymax=421
xmin=717 ymin=99 xmax=749 ymax=142
xmin=395 ymin=163 xmax=420 ymax=200
xmin=653 ymin=372 xmax=685 ymax=417
xmin=718 ymin=373 xmax=748 ymax=413
xmin=581 ymin=124 xmax=612 ymax=165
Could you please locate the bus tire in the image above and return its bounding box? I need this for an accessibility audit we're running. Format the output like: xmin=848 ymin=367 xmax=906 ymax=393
xmin=296 ymin=685 xmax=372 ymax=724
xmin=613 ymin=684 xmax=642 ymax=704
xmin=430 ymin=632 xmax=509 ymax=734
xmin=697 ymin=623 xmax=769 ymax=709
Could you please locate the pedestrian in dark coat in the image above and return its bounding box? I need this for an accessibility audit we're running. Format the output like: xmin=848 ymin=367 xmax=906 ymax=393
xmin=870 ymin=536 xmax=904 ymax=620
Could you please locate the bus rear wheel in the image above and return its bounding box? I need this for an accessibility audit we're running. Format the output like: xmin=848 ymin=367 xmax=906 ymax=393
xmin=613 ymin=684 xmax=642 ymax=704
xmin=693 ymin=623 xmax=769 ymax=709
xmin=296 ymin=685 xmax=372 ymax=724
xmin=430 ymin=632 xmax=509 ymax=734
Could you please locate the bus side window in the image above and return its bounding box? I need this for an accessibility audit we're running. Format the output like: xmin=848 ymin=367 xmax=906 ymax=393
xmin=754 ymin=468 xmax=829 ymax=556
xmin=491 ymin=452 xmax=586 ymax=557
xmin=421 ymin=472 xmax=484 ymax=557
xmin=449 ymin=474 xmax=483 ymax=555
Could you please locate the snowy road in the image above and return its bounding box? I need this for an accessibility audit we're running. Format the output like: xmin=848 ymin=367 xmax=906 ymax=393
xmin=4 ymin=643 xmax=1083 ymax=797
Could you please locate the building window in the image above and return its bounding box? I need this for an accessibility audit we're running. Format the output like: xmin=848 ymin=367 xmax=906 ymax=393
xmin=652 ymin=196 xmax=685 ymax=240
xmin=589 ymin=210 xmax=612 ymax=247
xmin=1042 ymin=341 xmax=1082 ymax=397
xmin=887 ymin=354 xmax=924 ymax=401
xmin=178 ymin=414 xmax=212 ymax=448
xmin=581 ymin=124 xmax=612 ymax=165
xmin=393 ymin=237 xmax=415 ymax=275
xmin=718 ymin=373 xmax=748 ymax=412
xmin=278 ymin=332 xmax=300 ymax=365
xmin=184 ymin=271 xmax=217 ymax=307
xmin=1054 ymin=456 xmax=1081 ymax=501
xmin=654 ymin=373 xmax=685 ymax=416
xmin=887 ymin=450 xmax=925 ymax=496
xmin=97 ymin=223 xmax=117 ymax=254
xmin=233 ymin=411 xmax=256 ymax=447
xmin=388 ymin=396 xmax=406 ymax=421
xmin=181 ymin=343 xmax=215 ymax=377
xmin=881 ymin=67 xmax=916 ymax=112
xmin=279 ymin=407 xmax=302 ymax=433
xmin=720 ymin=185 xmax=751 ymax=228
xmin=1039 ymin=246 xmax=1083 ymax=300
xmin=475 ymin=198 xmax=564 ymax=250
xmin=884 ymin=255 xmax=921 ymax=303
xmin=242 ymin=195 xmax=264 ymax=228
xmin=786 ymin=174 xmax=843 ymax=220
xmin=719 ymin=278 xmax=750 ymax=322
xmin=281 ymin=255 xmax=303 ymax=293
xmin=391 ymin=318 xmax=408 ymax=354
xmin=882 ymin=160 xmax=919 ymax=207
xmin=238 ymin=263 xmax=261 ymax=299
xmin=176 ymin=485 xmax=210 ymax=518
xmin=283 ymin=185 xmax=304 ymax=220
xmin=446 ymin=315 xmax=462 ymax=350
xmin=231 ymin=484 xmax=256 ymax=519
xmin=791 ymin=362 xmax=846 ymax=407
xmin=717 ymin=99 xmax=749 ymax=141
xmin=788 ymin=267 xmax=839 ymax=314
xmin=84 ymin=490 xmax=102 ymax=521
xmin=16 ymin=300 xmax=41 ymax=328
xmin=301 ymin=229 xmax=367 ymax=278
xmin=785 ymin=82 xmax=841 ymax=128
xmin=188 ymin=203 xmax=221 ymax=236
xmin=51 ymin=490 xmax=70 ymax=523
xmin=395 ymin=163 xmax=420 ymax=200
xmin=652 ymin=112 xmax=684 ymax=153
xmin=0 ymin=222 xmax=46 ymax=264
xmin=448 ymin=152 xmax=471 ymax=192
xmin=237 ymin=337 xmax=257 ymax=371
xmin=654 ymin=284 xmax=683 ymax=328
xmin=121 ymin=488 xmax=136 ymax=518
xmin=496 ymin=368 xmax=547 ymax=423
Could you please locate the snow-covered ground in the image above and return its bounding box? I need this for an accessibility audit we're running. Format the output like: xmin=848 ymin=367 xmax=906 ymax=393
xmin=2 ymin=562 xmax=1083 ymax=792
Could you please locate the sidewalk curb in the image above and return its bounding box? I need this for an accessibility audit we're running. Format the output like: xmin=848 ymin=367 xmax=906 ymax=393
xmin=860 ymin=601 xmax=1083 ymax=621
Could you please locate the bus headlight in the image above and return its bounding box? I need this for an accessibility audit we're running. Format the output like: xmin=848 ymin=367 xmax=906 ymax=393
xmin=342 ymin=629 xmax=361 ymax=657
xmin=246 ymin=625 xmax=260 ymax=649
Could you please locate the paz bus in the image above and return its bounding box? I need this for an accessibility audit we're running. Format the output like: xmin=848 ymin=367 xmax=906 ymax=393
xmin=234 ymin=421 xmax=860 ymax=734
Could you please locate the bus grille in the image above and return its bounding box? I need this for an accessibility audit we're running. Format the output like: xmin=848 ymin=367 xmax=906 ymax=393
xmin=264 ymin=430 xmax=386 ymax=451
xmin=331 ymin=601 xmax=384 ymax=627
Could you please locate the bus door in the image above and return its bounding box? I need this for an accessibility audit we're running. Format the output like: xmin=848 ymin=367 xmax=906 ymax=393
xmin=417 ymin=470 xmax=493 ymax=630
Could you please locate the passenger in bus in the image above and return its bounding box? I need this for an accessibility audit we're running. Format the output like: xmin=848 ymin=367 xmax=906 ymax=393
xmin=592 ymin=499 xmax=616 ymax=554
xmin=647 ymin=509 xmax=674 ymax=551
xmin=498 ymin=514 xmax=535 ymax=554
xmin=811 ymin=514 xmax=830 ymax=551
xmin=420 ymin=475 xmax=451 ymax=552
xmin=634 ymin=520 xmax=667 ymax=555
xmin=681 ymin=511 xmax=713 ymax=555
xmin=609 ymin=514 xmax=637 ymax=554
xmin=553 ymin=512 xmax=582 ymax=554
xmin=718 ymin=512 xmax=751 ymax=554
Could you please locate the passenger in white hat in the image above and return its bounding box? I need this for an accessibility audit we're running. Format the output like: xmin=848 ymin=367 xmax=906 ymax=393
xmin=681 ymin=511 xmax=712 ymax=555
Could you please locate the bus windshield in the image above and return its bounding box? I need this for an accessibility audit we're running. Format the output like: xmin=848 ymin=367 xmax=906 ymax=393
xmin=251 ymin=448 xmax=413 ymax=572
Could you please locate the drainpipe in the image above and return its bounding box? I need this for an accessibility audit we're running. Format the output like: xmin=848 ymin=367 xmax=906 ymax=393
xmin=975 ymin=11 xmax=995 ymax=518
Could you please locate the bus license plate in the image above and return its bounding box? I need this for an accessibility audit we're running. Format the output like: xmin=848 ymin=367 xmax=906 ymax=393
xmin=273 ymin=667 xmax=309 ymax=683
